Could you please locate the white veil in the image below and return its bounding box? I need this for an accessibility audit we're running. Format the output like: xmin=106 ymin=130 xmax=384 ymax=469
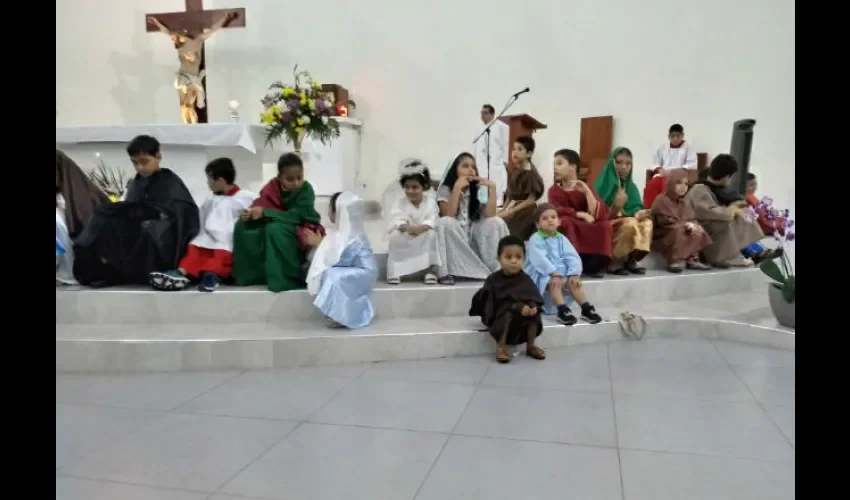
xmin=380 ymin=157 xmax=436 ymax=221
xmin=306 ymin=192 xmax=366 ymax=295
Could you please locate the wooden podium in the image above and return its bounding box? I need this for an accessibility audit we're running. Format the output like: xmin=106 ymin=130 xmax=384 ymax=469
xmin=499 ymin=114 xmax=547 ymax=172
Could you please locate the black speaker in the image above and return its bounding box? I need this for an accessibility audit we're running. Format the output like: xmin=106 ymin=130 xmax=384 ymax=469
xmin=729 ymin=119 xmax=756 ymax=194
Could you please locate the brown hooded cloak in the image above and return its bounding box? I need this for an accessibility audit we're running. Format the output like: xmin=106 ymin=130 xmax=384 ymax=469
xmin=650 ymin=169 xmax=712 ymax=263
xmin=56 ymin=150 xmax=110 ymax=238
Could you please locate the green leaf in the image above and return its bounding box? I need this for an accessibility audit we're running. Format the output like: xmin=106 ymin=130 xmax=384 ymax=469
xmin=759 ymin=259 xmax=786 ymax=284
xmin=781 ymin=276 xmax=795 ymax=303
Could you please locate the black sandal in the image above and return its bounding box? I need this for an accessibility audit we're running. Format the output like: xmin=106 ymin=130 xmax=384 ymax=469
xmin=626 ymin=260 xmax=646 ymax=275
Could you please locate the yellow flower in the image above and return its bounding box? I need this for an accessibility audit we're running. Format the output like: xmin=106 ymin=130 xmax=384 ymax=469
xmin=297 ymin=118 xmax=304 ymax=126
xmin=108 ymin=193 xmax=121 ymax=203
xmin=270 ymin=105 xmax=281 ymax=116
xmin=312 ymin=81 xmax=322 ymax=90
xmin=282 ymin=88 xmax=296 ymax=97
xmin=307 ymin=99 xmax=316 ymax=110
xmin=261 ymin=111 xmax=276 ymax=124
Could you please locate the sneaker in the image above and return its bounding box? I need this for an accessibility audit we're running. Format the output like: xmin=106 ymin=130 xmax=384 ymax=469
xmin=149 ymin=270 xmax=189 ymax=291
xmin=557 ymin=307 xmax=578 ymax=326
xmin=198 ymin=272 xmax=218 ymax=292
xmin=581 ymin=304 xmax=603 ymax=324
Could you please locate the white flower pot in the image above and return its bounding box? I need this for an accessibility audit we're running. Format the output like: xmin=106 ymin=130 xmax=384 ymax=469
xmin=768 ymin=284 xmax=795 ymax=329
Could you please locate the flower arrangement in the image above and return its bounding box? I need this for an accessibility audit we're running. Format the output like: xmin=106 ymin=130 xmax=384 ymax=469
xmin=755 ymin=196 xmax=795 ymax=303
xmin=260 ymin=65 xmax=340 ymax=153
xmin=88 ymin=159 xmax=131 ymax=202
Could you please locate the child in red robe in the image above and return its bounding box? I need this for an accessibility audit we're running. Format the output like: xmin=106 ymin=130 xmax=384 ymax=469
xmin=745 ymin=173 xmax=785 ymax=236
xmin=149 ymin=158 xmax=256 ymax=292
xmin=547 ymin=149 xmax=613 ymax=278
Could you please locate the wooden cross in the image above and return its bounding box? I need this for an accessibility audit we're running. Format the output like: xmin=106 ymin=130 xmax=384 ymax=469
xmin=145 ymin=1 xmax=246 ymax=124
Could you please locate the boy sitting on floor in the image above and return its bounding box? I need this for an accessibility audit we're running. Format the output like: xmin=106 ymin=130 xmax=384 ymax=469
xmin=149 ymin=158 xmax=255 ymax=292
xmin=469 ymin=235 xmax=546 ymax=364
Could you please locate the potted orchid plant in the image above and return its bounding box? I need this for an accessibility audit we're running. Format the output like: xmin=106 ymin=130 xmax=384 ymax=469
xmin=754 ymin=197 xmax=795 ymax=328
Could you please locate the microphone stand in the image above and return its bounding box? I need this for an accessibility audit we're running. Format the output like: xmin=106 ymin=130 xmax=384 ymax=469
xmin=473 ymin=91 xmax=525 ymax=181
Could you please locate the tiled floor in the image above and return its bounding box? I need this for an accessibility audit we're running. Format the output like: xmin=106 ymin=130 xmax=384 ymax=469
xmin=56 ymin=338 xmax=795 ymax=500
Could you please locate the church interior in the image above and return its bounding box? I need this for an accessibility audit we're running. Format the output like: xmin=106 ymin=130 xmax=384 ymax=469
xmin=56 ymin=0 xmax=795 ymax=499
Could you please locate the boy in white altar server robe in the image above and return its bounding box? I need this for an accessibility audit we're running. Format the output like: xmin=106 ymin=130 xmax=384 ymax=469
xmin=644 ymin=124 xmax=698 ymax=208
xmin=149 ymin=158 xmax=255 ymax=292
xmin=385 ymin=159 xmax=441 ymax=284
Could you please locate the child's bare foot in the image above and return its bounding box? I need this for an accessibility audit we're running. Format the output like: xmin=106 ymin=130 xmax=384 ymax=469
xmin=496 ymin=346 xmax=511 ymax=364
xmin=526 ymin=346 xmax=546 ymax=360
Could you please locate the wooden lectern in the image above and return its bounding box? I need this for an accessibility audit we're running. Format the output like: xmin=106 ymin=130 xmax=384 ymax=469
xmin=499 ymin=114 xmax=548 ymax=172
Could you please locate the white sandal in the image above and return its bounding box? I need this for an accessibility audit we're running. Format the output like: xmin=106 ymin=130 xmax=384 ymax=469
xmin=423 ymin=273 xmax=438 ymax=285
xmin=387 ymin=277 xmax=401 ymax=285
xmin=618 ymin=311 xmax=647 ymax=341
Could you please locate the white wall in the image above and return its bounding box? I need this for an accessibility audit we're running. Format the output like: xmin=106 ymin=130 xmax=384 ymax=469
xmin=57 ymin=0 xmax=795 ymax=208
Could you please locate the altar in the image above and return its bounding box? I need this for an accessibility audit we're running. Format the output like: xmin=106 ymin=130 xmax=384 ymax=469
xmin=56 ymin=119 xmax=363 ymax=202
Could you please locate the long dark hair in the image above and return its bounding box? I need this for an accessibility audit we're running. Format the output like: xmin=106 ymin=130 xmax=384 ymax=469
xmin=440 ymin=152 xmax=481 ymax=221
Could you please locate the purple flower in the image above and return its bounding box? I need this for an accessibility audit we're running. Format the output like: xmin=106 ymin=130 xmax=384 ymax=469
xmin=760 ymin=196 xmax=774 ymax=207
xmin=287 ymin=99 xmax=300 ymax=111
xmin=742 ymin=207 xmax=757 ymax=223
xmin=280 ymin=112 xmax=291 ymax=121
xmin=785 ymin=231 xmax=795 ymax=242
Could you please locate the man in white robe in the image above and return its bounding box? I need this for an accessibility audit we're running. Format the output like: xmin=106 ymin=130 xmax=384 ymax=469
xmin=474 ymin=104 xmax=510 ymax=206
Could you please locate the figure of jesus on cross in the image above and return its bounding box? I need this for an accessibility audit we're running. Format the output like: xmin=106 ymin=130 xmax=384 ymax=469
xmin=146 ymin=1 xmax=245 ymax=124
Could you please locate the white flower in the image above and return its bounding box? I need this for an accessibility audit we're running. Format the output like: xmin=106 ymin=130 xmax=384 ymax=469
xmin=322 ymin=116 xmax=329 ymax=124
xmin=302 ymin=116 xmax=311 ymax=124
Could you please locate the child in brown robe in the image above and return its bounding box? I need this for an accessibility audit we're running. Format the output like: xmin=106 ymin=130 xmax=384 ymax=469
xmin=650 ymin=169 xmax=712 ymax=273
xmin=469 ymin=235 xmax=546 ymax=364
xmin=499 ymin=136 xmax=544 ymax=240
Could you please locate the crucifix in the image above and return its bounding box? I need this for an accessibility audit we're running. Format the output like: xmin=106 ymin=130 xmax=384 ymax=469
xmin=145 ymin=1 xmax=246 ymax=124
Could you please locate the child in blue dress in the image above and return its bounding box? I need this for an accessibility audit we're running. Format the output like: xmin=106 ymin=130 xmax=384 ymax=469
xmin=524 ymin=203 xmax=603 ymax=325
xmin=304 ymin=192 xmax=379 ymax=329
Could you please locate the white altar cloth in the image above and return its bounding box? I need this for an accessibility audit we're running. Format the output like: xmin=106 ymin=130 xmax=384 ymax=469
xmin=56 ymin=120 xmax=363 ymax=203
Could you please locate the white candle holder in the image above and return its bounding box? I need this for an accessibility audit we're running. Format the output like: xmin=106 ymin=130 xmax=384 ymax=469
xmin=228 ymin=100 xmax=240 ymax=122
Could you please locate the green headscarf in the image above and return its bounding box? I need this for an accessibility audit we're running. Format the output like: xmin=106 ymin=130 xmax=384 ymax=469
xmin=593 ymin=146 xmax=644 ymax=217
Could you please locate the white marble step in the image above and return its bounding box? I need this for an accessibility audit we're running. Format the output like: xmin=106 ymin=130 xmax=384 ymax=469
xmin=55 ymin=288 xmax=790 ymax=373
xmin=56 ymin=268 xmax=764 ymax=325
xmin=55 ymin=315 xmax=792 ymax=373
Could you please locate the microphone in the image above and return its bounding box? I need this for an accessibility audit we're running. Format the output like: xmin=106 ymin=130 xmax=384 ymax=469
xmin=512 ymin=87 xmax=530 ymax=97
